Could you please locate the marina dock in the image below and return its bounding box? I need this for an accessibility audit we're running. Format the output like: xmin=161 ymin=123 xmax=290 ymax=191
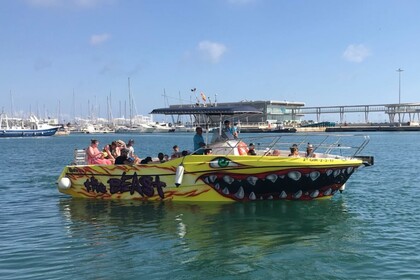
xmin=325 ymin=125 xmax=420 ymax=132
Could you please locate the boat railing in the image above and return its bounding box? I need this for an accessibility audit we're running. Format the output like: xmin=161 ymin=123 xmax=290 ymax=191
xmin=212 ymin=133 xmax=371 ymax=159
xmin=73 ymin=149 xmax=87 ymax=165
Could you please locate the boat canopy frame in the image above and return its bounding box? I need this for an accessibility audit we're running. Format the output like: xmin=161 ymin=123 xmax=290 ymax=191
xmin=151 ymin=105 xmax=263 ymax=142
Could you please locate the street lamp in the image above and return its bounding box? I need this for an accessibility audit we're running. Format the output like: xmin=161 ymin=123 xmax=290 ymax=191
xmin=396 ymin=68 xmax=404 ymax=125
xmin=396 ymin=68 xmax=404 ymax=104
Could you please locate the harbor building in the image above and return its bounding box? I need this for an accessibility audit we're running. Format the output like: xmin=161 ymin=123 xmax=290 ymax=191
xmin=169 ymin=100 xmax=305 ymax=125
xmin=217 ymin=100 xmax=305 ymax=124
xmin=164 ymin=100 xmax=420 ymax=132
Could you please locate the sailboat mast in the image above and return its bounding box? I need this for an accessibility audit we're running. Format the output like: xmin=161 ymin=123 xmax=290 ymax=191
xmin=72 ymin=89 xmax=76 ymax=124
xmin=128 ymin=77 xmax=132 ymax=127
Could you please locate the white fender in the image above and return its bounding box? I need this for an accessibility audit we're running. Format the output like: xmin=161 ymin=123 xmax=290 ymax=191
xmin=339 ymin=183 xmax=346 ymax=193
xmin=58 ymin=177 xmax=71 ymax=190
xmin=175 ymin=164 xmax=185 ymax=187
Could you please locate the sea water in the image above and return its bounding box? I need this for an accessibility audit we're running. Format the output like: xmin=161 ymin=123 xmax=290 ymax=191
xmin=0 ymin=132 xmax=420 ymax=279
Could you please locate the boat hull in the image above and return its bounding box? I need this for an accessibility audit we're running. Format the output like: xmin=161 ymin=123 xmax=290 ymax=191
xmin=0 ymin=127 xmax=59 ymax=137
xmin=57 ymin=155 xmax=362 ymax=201
xmin=263 ymin=128 xmax=297 ymax=133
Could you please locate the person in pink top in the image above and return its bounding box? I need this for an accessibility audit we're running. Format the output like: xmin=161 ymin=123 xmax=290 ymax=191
xmin=86 ymin=139 xmax=112 ymax=165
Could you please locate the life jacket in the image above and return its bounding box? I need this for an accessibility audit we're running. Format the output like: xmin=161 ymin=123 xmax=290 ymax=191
xmin=237 ymin=141 xmax=249 ymax=155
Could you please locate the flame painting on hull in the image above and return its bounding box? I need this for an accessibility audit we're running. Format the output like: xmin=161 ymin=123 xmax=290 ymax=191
xmin=57 ymin=155 xmax=363 ymax=202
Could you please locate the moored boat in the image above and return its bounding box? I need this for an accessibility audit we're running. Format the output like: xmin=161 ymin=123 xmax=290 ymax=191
xmin=57 ymin=106 xmax=373 ymax=201
xmin=55 ymin=125 xmax=71 ymax=136
xmin=0 ymin=114 xmax=59 ymax=137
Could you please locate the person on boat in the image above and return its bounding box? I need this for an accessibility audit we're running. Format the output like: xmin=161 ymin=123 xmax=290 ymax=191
xmin=140 ymin=156 xmax=153 ymax=164
xmin=102 ymin=143 xmax=116 ymax=164
xmin=204 ymin=148 xmax=213 ymax=155
xmin=233 ymin=122 xmax=239 ymax=136
xmin=271 ymin=149 xmax=281 ymax=156
xmin=221 ymin=120 xmax=238 ymax=140
xmin=115 ymin=148 xmax=134 ymax=165
xmin=288 ymin=144 xmax=300 ymax=157
xmin=158 ymin=152 xmax=167 ymax=163
xmin=109 ymin=141 xmax=121 ymax=158
xmin=247 ymin=143 xmax=257 ymax=155
xmin=126 ymin=139 xmax=142 ymax=163
xmin=126 ymin=139 xmax=136 ymax=159
xmin=86 ymin=139 xmax=112 ymax=165
xmin=116 ymin=139 xmax=126 ymax=148
xmin=193 ymin=127 xmax=205 ymax=154
xmin=305 ymin=143 xmax=316 ymax=158
xmin=171 ymin=145 xmax=181 ymax=159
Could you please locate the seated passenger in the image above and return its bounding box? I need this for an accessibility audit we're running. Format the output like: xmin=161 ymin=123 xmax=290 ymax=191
xmin=115 ymin=148 xmax=134 ymax=165
xmin=86 ymin=139 xmax=112 ymax=165
xmin=221 ymin=120 xmax=237 ymax=140
xmin=204 ymin=148 xmax=213 ymax=155
xmin=271 ymin=149 xmax=281 ymax=156
xmin=288 ymin=144 xmax=300 ymax=157
xmin=116 ymin=140 xmax=126 ymax=149
xmin=109 ymin=141 xmax=120 ymax=159
xmin=140 ymin=156 xmax=153 ymax=164
xmin=157 ymin=152 xmax=167 ymax=163
xmin=103 ymin=143 xmax=115 ymax=164
xmin=171 ymin=145 xmax=181 ymax=159
xmin=126 ymin=139 xmax=137 ymax=160
xmin=247 ymin=143 xmax=257 ymax=155
xmin=305 ymin=143 xmax=316 ymax=158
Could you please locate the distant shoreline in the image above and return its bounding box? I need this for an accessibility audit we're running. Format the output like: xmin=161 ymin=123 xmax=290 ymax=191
xmin=325 ymin=125 xmax=420 ymax=132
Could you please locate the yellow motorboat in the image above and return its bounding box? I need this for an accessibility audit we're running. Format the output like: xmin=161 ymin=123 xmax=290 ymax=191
xmin=57 ymin=106 xmax=373 ymax=201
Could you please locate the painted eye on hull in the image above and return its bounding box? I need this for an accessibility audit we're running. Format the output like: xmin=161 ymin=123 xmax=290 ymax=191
xmin=209 ymin=157 xmax=239 ymax=168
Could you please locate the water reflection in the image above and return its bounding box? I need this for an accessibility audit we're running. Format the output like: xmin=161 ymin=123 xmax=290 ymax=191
xmin=59 ymin=198 xmax=349 ymax=248
xmin=58 ymin=198 xmax=353 ymax=277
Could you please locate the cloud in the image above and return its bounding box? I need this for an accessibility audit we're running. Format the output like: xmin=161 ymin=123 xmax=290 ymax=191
xmin=197 ymin=41 xmax=227 ymax=63
xmin=90 ymin=33 xmax=111 ymax=46
xmin=343 ymin=44 xmax=371 ymax=63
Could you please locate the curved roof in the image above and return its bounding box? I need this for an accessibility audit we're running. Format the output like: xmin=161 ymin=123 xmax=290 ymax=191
xmin=150 ymin=106 xmax=262 ymax=116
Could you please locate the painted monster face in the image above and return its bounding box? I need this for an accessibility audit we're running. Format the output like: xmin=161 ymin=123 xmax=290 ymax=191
xmin=199 ymin=157 xmax=355 ymax=201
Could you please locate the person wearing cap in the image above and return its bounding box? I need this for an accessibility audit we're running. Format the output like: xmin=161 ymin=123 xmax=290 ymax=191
xmin=247 ymin=143 xmax=257 ymax=155
xmin=305 ymin=143 xmax=316 ymax=158
xmin=288 ymin=144 xmax=300 ymax=157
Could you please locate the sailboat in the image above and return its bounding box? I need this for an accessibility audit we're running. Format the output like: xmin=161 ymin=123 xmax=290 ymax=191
xmin=115 ymin=78 xmax=157 ymax=134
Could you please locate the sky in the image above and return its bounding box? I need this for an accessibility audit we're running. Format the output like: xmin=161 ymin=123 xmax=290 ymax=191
xmin=1 ymin=0 xmax=420 ymax=123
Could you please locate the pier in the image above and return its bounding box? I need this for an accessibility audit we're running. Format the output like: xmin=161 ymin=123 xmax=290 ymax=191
xmin=294 ymin=102 xmax=420 ymax=124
